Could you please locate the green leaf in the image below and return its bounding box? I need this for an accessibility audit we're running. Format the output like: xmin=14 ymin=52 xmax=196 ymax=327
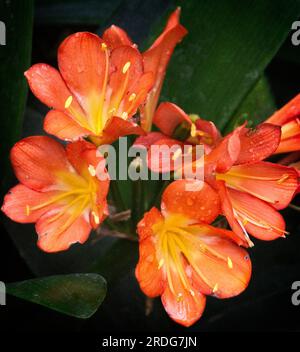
xmin=0 ymin=0 xmax=33 ymax=194
xmin=7 ymin=274 xmax=107 ymax=319
xmin=161 ymin=0 xmax=300 ymax=129
xmin=35 ymin=0 xmax=123 ymax=25
xmin=223 ymin=74 xmax=276 ymax=134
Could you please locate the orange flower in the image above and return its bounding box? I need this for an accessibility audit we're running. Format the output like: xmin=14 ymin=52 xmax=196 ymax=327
xmin=267 ymin=93 xmax=300 ymax=153
xmin=1 ymin=136 xmax=109 ymax=252
xmin=25 ymin=32 xmax=153 ymax=145
xmin=136 ymin=180 xmax=251 ymax=327
xmin=135 ymin=102 xmax=220 ymax=173
xmin=103 ymin=8 xmax=188 ymax=132
xmin=205 ymin=123 xmax=299 ymax=245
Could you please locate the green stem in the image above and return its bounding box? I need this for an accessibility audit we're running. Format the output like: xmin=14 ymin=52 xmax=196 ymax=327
xmin=110 ymin=180 xmax=126 ymax=211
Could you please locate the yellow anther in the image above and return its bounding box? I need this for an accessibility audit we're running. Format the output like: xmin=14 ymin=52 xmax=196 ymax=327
xmin=277 ymin=174 xmax=289 ymax=184
xmin=158 ymin=258 xmax=164 ymax=269
xmin=25 ymin=205 xmax=30 ymax=216
xmin=242 ymin=218 xmax=248 ymax=226
xmin=121 ymin=111 xmax=128 ymax=120
xmin=88 ymin=164 xmax=96 ymax=177
xmin=190 ymin=123 xmax=197 ymax=137
xmin=122 ymin=61 xmax=131 ymax=74
xmin=129 ymin=93 xmax=136 ymax=102
xmin=92 ymin=211 xmax=100 ymax=225
xmin=212 ymin=283 xmax=218 ymax=293
xmin=176 ymin=293 xmax=183 ymax=302
xmin=64 ymin=95 xmax=73 ymax=109
xmin=108 ymin=107 xmax=116 ymax=115
xmin=101 ymin=42 xmax=107 ymax=50
xmin=227 ymin=257 xmax=233 ymax=269
xmin=172 ymin=148 xmax=182 ymax=160
xmin=189 ymin=289 xmax=195 ymax=297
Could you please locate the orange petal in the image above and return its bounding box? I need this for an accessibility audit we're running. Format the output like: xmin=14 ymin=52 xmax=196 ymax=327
xmin=25 ymin=63 xmax=74 ymax=111
xmin=215 ymin=180 xmax=250 ymax=247
xmin=195 ymin=118 xmax=221 ymax=146
xmin=58 ymin=32 xmax=107 ymax=124
xmin=66 ymin=140 xmax=110 ymax=200
xmin=93 ymin=116 xmax=145 ymax=145
xmin=267 ymin=93 xmax=300 ymax=126
xmin=222 ymin=162 xmax=298 ymax=209
xmin=228 ymin=188 xmax=286 ymax=241
xmin=161 ymin=179 xmax=220 ymax=223
xmin=276 ymin=135 xmax=300 ymax=154
xmin=103 ymin=25 xmax=133 ymax=49
xmin=235 ymin=123 xmax=281 ymax=164
xmin=147 ymin=137 xmax=184 ymax=173
xmin=187 ymin=223 xmax=252 ymax=299
xmin=10 ymin=136 xmax=70 ymax=191
xmin=134 ymin=132 xmax=166 ymax=150
xmin=137 ymin=207 xmax=164 ymax=241
xmin=141 ymin=8 xmax=188 ymax=131
xmin=153 ymin=102 xmax=191 ymax=136
xmin=205 ymin=125 xmax=242 ymax=173
xmin=44 ymin=110 xmax=90 ymax=141
xmin=161 ymin=265 xmax=206 ymax=327
xmin=36 ymin=211 xmax=91 ymax=253
xmin=1 ymin=184 xmax=59 ymax=223
xmin=135 ymin=236 xmax=164 ymax=298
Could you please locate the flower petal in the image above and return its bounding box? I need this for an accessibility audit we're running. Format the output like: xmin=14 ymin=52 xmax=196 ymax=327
xmin=161 ymin=179 xmax=220 ymax=223
xmin=134 ymin=132 xmax=166 ymax=149
xmin=276 ymin=135 xmax=300 ymax=154
xmin=135 ymin=236 xmax=164 ymax=298
xmin=36 ymin=210 xmax=91 ymax=253
xmin=1 ymin=184 xmax=58 ymax=223
xmin=58 ymin=32 xmax=107 ymax=126
xmin=220 ymin=162 xmax=298 ymax=209
xmin=267 ymin=93 xmax=300 ymax=126
xmin=103 ymin=25 xmax=133 ymax=49
xmin=44 ymin=110 xmax=90 ymax=141
xmin=205 ymin=126 xmax=242 ymax=173
xmin=228 ymin=188 xmax=286 ymax=241
xmin=10 ymin=136 xmax=70 ymax=191
xmin=187 ymin=223 xmax=252 ymax=299
xmin=235 ymin=123 xmax=281 ymax=164
xmin=153 ymin=102 xmax=191 ymax=136
xmin=25 ymin=63 xmax=73 ymax=111
xmin=141 ymin=8 xmax=188 ymax=131
xmin=161 ymin=265 xmax=206 ymax=327
xmin=92 ymin=116 xmax=146 ymax=145
xmin=147 ymin=137 xmax=184 ymax=173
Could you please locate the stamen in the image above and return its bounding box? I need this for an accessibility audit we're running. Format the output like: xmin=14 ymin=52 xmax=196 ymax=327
xmin=158 ymin=258 xmax=164 ymax=269
xmin=64 ymin=95 xmax=73 ymax=109
xmin=190 ymin=123 xmax=197 ymax=137
xmin=277 ymin=174 xmax=289 ymax=184
xmin=190 ymin=289 xmax=195 ymax=297
xmin=101 ymin=42 xmax=107 ymax=50
xmin=172 ymin=148 xmax=182 ymax=160
xmin=129 ymin=93 xmax=136 ymax=102
xmin=92 ymin=211 xmax=100 ymax=225
xmin=25 ymin=205 xmax=30 ymax=216
xmin=212 ymin=283 xmax=218 ymax=293
xmin=227 ymin=257 xmax=233 ymax=269
xmin=176 ymin=293 xmax=183 ymax=302
xmin=108 ymin=107 xmax=116 ymax=115
xmin=88 ymin=164 xmax=96 ymax=177
xmin=121 ymin=112 xmax=128 ymax=120
xmin=122 ymin=61 xmax=131 ymax=74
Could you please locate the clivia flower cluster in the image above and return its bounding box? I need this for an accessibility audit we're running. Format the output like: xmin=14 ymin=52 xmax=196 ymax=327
xmin=2 ymin=9 xmax=300 ymax=327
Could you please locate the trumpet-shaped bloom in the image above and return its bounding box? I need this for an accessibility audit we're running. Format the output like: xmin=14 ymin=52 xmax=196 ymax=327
xmin=135 ymin=102 xmax=220 ymax=173
xmin=102 ymin=8 xmax=188 ymax=132
xmin=136 ymin=180 xmax=251 ymax=327
xmin=25 ymin=32 xmax=154 ymax=145
xmin=1 ymin=136 xmax=109 ymax=252
xmin=205 ymin=123 xmax=299 ymax=245
xmin=267 ymin=93 xmax=300 ymax=153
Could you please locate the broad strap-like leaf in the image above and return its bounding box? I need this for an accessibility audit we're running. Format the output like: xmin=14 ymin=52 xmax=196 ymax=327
xmin=7 ymin=274 xmax=107 ymax=319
